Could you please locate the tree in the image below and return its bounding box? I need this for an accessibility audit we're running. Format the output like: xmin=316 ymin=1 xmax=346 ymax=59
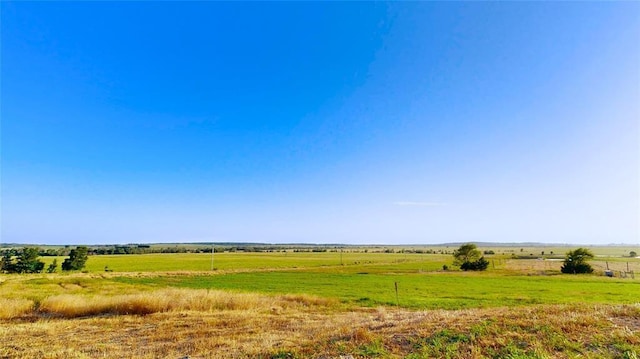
xmin=453 ymin=244 xmax=481 ymax=265
xmin=0 ymin=251 xmax=15 ymax=273
xmin=630 ymin=251 xmax=637 ymax=258
xmin=62 ymin=246 xmax=89 ymax=271
xmin=47 ymin=259 xmax=58 ymax=273
xmin=561 ymin=248 xmax=594 ymax=274
xmin=14 ymin=247 xmax=45 ymax=273
xmin=453 ymin=243 xmax=489 ymax=271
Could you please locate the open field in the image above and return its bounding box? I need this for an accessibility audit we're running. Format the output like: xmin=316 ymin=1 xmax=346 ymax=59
xmin=41 ymin=251 xmax=453 ymax=273
xmin=26 ymin=245 xmax=640 ymax=273
xmin=1 ymin=248 xmax=639 ymax=358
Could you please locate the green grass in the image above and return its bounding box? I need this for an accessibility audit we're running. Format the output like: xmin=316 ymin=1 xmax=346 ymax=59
xmin=2 ymin=249 xmax=638 ymax=359
xmin=111 ymin=271 xmax=640 ymax=310
xmin=6 ymin=251 xmax=639 ymax=310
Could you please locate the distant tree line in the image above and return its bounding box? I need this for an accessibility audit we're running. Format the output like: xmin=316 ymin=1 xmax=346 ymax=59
xmin=0 ymin=247 xmax=88 ymax=274
xmin=88 ymin=245 xmax=289 ymax=255
xmin=1 ymin=244 xmax=470 ymax=256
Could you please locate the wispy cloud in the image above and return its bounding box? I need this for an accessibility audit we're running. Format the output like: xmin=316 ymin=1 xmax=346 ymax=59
xmin=393 ymin=201 xmax=448 ymax=207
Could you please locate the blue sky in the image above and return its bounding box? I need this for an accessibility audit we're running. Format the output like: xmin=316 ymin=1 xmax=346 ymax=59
xmin=2 ymin=2 xmax=638 ymax=245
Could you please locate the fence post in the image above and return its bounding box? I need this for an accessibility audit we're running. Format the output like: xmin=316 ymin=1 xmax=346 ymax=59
xmin=394 ymin=282 xmax=399 ymax=307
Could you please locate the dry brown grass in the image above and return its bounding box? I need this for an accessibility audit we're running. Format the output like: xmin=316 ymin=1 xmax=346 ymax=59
xmin=1 ymin=295 xmax=638 ymax=358
xmin=32 ymin=289 xmax=341 ymax=318
xmin=38 ymin=289 xmax=277 ymax=317
xmin=0 ymin=298 xmax=34 ymax=319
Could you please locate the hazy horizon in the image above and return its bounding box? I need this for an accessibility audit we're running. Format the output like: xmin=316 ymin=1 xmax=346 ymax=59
xmin=2 ymin=2 xmax=639 ymax=245
xmin=1 ymin=240 xmax=638 ymax=248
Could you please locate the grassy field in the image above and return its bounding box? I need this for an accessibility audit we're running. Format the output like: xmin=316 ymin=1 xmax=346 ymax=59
xmin=57 ymin=251 xmax=451 ymax=273
xmin=34 ymin=247 xmax=640 ymax=273
xmin=1 ymin=248 xmax=639 ymax=358
xmin=111 ymin=270 xmax=640 ymax=309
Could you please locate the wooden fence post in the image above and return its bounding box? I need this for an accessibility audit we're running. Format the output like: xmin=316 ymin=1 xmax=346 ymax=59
xmin=394 ymin=282 xmax=399 ymax=307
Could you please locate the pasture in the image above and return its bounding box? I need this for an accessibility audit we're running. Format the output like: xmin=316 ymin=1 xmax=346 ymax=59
xmin=1 ymin=246 xmax=639 ymax=358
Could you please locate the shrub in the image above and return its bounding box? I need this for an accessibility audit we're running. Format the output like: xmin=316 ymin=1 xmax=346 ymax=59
xmin=460 ymin=257 xmax=490 ymax=271
xmin=561 ymin=248 xmax=594 ymax=274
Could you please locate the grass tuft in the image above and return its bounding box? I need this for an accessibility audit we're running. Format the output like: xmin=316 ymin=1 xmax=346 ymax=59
xmin=0 ymin=298 xmax=34 ymax=319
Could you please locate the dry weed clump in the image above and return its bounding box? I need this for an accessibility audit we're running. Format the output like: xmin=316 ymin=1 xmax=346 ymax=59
xmin=0 ymin=298 xmax=34 ymax=319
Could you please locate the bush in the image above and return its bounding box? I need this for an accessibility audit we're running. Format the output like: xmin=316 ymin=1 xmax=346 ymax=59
xmin=561 ymin=248 xmax=594 ymax=274
xmin=561 ymin=262 xmax=593 ymax=274
xmin=460 ymin=257 xmax=490 ymax=271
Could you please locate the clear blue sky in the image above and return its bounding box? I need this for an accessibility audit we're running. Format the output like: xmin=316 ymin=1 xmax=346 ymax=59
xmin=2 ymin=2 xmax=638 ymax=245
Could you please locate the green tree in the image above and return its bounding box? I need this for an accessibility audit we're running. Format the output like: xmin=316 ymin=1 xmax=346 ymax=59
xmin=453 ymin=244 xmax=481 ymax=265
xmin=47 ymin=259 xmax=58 ymax=273
xmin=62 ymin=246 xmax=89 ymax=271
xmin=14 ymin=247 xmax=45 ymax=273
xmin=561 ymin=248 xmax=594 ymax=274
xmin=0 ymin=251 xmax=15 ymax=273
xmin=630 ymin=251 xmax=637 ymax=258
xmin=453 ymin=243 xmax=489 ymax=271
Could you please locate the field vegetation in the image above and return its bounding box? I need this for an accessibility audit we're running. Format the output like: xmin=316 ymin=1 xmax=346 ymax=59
xmin=0 ymin=244 xmax=638 ymax=358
